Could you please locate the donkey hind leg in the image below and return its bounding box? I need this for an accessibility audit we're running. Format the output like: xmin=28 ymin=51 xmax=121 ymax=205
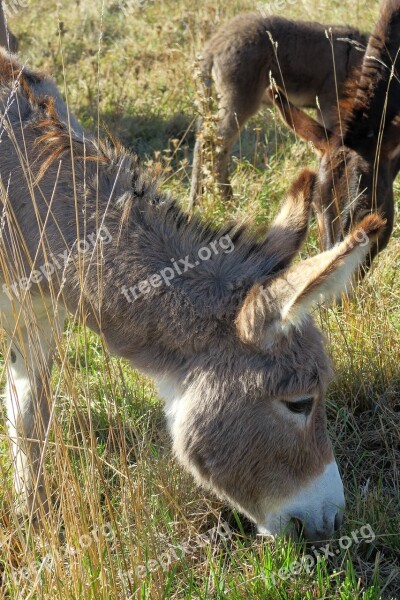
xmin=214 ymin=106 xmax=243 ymax=200
xmin=189 ymin=108 xmax=242 ymax=207
xmin=215 ymin=81 xmax=268 ymax=200
xmin=4 ymin=303 xmax=66 ymax=520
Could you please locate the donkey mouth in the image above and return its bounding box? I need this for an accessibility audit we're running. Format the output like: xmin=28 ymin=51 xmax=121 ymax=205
xmin=257 ymin=517 xmax=303 ymax=541
xmin=257 ymin=461 xmax=345 ymax=542
xmin=291 ymin=517 xmax=304 ymax=538
xmin=257 ymin=510 xmax=344 ymax=544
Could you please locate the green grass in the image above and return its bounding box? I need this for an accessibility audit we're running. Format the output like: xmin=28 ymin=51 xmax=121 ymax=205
xmin=0 ymin=0 xmax=399 ymax=598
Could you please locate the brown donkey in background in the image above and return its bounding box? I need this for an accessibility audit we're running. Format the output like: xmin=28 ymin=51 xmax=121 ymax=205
xmin=0 ymin=49 xmax=385 ymax=540
xmin=0 ymin=1 xmax=18 ymax=52
xmin=270 ymin=0 xmax=400 ymax=271
xmin=189 ymin=13 xmax=367 ymax=207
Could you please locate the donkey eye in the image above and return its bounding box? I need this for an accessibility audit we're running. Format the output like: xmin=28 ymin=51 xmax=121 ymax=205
xmin=284 ymin=397 xmax=314 ymax=416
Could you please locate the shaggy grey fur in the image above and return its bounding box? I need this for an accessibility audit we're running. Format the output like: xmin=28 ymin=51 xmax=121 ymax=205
xmin=0 ymin=49 xmax=377 ymax=539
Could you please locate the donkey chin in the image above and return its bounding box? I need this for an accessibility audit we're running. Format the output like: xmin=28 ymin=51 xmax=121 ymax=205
xmin=186 ymin=456 xmax=346 ymax=544
xmin=257 ymin=461 xmax=345 ymax=542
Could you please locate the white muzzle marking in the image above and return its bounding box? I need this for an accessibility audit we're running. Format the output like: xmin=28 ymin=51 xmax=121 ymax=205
xmin=258 ymin=461 xmax=345 ymax=541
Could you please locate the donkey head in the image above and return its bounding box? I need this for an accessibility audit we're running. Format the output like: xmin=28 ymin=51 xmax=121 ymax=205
xmin=170 ymin=171 xmax=385 ymax=541
xmin=269 ymin=0 xmax=400 ymax=271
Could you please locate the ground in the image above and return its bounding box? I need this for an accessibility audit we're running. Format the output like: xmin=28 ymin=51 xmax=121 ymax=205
xmin=0 ymin=0 xmax=399 ymax=598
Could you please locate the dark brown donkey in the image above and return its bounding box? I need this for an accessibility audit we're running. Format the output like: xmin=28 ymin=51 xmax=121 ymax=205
xmin=270 ymin=0 xmax=400 ymax=270
xmin=189 ymin=13 xmax=367 ymax=207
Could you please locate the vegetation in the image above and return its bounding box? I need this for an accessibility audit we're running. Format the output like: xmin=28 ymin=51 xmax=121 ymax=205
xmin=0 ymin=0 xmax=398 ymax=598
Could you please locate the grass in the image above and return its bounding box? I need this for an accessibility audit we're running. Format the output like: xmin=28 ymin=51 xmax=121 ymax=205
xmin=0 ymin=0 xmax=399 ymax=598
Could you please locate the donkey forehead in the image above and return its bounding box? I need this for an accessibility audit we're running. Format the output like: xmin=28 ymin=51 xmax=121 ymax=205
xmin=231 ymin=321 xmax=333 ymax=397
xmin=321 ymin=145 xmax=362 ymax=171
xmin=266 ymin=326 xmax=331 ymax=393
xmin=318 ymin=147 xmax=370 ymax=194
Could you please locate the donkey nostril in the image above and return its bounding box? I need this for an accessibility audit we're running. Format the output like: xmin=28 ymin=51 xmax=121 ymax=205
xmin=334 ymin=512 xmax=343 ymax=532
xmin=291 ymin=517 xmax=304 ymax=537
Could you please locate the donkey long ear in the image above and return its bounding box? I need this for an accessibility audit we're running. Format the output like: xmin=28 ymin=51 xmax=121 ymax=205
xmin=261 ymin=168 xmax=315 ymax=271
xmin=268 ymin=87 xmax=331 ymax=154
xmin=344 ymin=0 xmax=400 ymax=145
xmin=236 ymin=215 xmax=386 ymax=348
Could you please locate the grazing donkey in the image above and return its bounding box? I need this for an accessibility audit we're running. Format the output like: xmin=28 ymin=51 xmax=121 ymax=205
xmin=189 ymin=13 xmax=367 ymax=207
xmin=0 ymin=1 xmax=18 ymax=52
xmin=0 ymin=49 xmax=384 ymax=541
xmin=270 ymin=0 xmax=400 ymax=270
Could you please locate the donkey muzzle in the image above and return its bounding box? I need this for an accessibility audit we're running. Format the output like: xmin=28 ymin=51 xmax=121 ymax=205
xmin=258 ymin=461 xmax=345 ymax=542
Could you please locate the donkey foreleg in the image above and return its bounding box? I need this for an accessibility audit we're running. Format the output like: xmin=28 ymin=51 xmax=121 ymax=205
xmin=3 ymin=301 xmax=65 ymax=520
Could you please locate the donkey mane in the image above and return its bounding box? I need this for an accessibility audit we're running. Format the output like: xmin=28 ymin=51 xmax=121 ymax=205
xmin=34 ymin=97 xmax=110 ymax=181
xmin=339 ymin=0 xmax=400 ymax=142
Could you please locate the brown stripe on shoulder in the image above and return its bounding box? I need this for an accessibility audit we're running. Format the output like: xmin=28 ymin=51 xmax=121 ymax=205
xmin=0 ymin=51 xmax=23 ymax=83
xmin=0 ymin=51 xmax=45 ymax=98
xmin=0 ymin=52 xmax=112 ymax=182
xmin=32 ymin=96 xmax=110 ymax=182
